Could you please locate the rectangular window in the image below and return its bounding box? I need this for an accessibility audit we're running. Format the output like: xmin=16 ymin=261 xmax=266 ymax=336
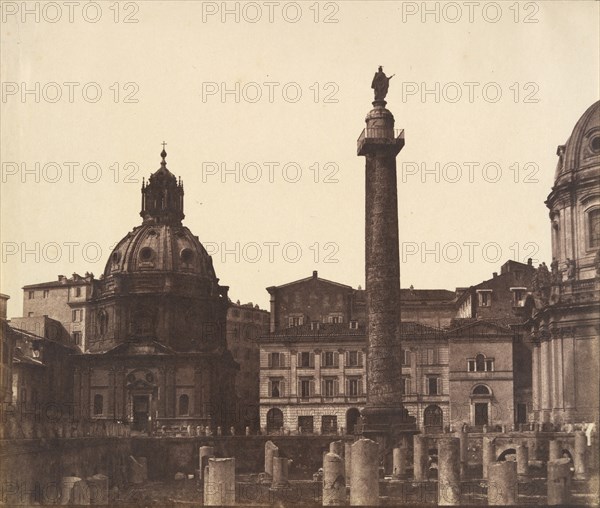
xmin=324 ymin=378 xmax=335 ymax=397
xmin=347 ymin=351 xmax=358 ymax=367
xmin=348 ymin=378 xmax=360 ymax=396
xmin=311 ymin=321 xmax=320 ymax=331
xmin=402 ymin=349 xmax=411 ymax=366
xmin=478 ymin=291 xmax=491 ymax=307
xmin=299 ymin=352 xmax=311 ymax=368
xmin=72 ymin=310 xmax=78 ymax=322
xmin=269 ymin=352 xmax=280 ymax=368
xmin=298 ymin=416 xmax=314 ymax=434
xmin=401 ymin=377 xmax=411 ymax=395
xmin=427 ymin=349 xmax=435 ymax=365
xmin=323 ymin=351 xmax=335 ymax=367
xmin=321 ymin=415 xmax=337 ymax=434
xmin=467 ymin=360 xmax=476 ymax=372
xmin=28 ymin=291 xmax=34 ymax=300
xmin=28 ymin=312 xmax=34 ymax=317
xmin=349 ymin=320 xmax=358 ymax=329
xmin=72 ymin=332 xmax=81 ymax=345
xmin=300 ymin=379 xmax=311 ymax=398
xmin=75 ymin=287 xmax=81 ymax=297
xmin=43 ymin=290 xmax=49 ymax=298
xmin=270 ymin=380 xmax=281 ymax=398
xmin=485 ymin=359 xmax=494 ymax=372
xmin=428 ymin=376 xmax=440 ymax=395
xmin=289 ymin=316 xmax=303 ymax=327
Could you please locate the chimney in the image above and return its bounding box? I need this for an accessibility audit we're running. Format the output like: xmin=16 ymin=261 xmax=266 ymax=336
xmin=527 ymin=258 xmax=533 ymax=266
xmin=313 ymin=270 xmax=318 ymax=279
xmin=493 ymin=272 xmax=498 ymax=278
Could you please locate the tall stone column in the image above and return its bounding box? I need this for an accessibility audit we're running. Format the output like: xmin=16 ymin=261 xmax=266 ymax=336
xmin=357 ymin=68 xmax=415 ymax=462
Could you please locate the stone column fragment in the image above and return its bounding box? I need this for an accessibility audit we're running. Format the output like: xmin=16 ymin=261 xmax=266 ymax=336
xmin=547 ymin=457 xmax=571 ymax=505
xmin=350 ymin=438 xmax=379 ymax=506
xmin=205 ymin=458 xmax=235 ymax=506
xmin=323 ymin=452 xmax=345 ymax=506
xmin=488 ymin=461 xmax=517 ymax=506
xmin=438 ymin=437 xmax=460 ymax=506
xmin=264 ymin=440 xmax=279 ymax=477
xmin=413 ymin=434 xmax=428 ymax=481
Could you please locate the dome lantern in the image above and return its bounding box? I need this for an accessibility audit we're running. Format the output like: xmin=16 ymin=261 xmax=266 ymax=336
xmin=140 ymin=144 xmax=185 ymax=225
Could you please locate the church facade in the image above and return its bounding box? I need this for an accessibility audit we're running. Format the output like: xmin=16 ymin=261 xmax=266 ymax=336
xmin=527 ymin=101 xmax=600 ymax=425
xmin=73 ymin=149 xmax=238 ymax=432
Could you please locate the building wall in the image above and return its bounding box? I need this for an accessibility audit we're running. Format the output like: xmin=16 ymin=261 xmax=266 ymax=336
xmin=259 ymin=336 xmax=367 ymax=433
xmin=226 ymin=302 xmax=270 ymax=429
xmin=20 ymin=274 xmax=93 ymax=349
xmin=267 ymin=272 xmax=365 ymax=332
xmin=449 ymin=334 xmax=515 ymax=427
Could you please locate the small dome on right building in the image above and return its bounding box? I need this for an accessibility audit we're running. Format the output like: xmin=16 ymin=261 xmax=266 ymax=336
xmin=554 ymin=100 xmax=600 ymax=185
xmin=548 ymin=100 xmax=600 ymax=282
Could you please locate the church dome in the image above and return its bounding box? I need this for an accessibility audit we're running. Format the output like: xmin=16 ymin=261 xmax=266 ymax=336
xmin=102 ymin=148 xmax=217 ymax=281
xmin=554 ymin=101 xmax=600 ymax=186
xmin=104 ymin=223 xmax=217 ymax=280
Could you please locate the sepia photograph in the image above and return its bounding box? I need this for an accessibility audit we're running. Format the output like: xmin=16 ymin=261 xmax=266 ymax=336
xmin=1 ymin=0 xmax=599 ymax=505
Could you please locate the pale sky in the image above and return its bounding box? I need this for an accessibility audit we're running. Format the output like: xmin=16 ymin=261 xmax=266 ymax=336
xmin=1 ymin=0 xmax=599 ymax=316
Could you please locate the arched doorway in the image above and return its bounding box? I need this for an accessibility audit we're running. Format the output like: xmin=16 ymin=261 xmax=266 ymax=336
xmin=346 ymin=408 xmax=361 ymax=434
xmin=266 ymin=408 xmax=283 ymax=433
xmin=424 ymin=405 xmax=443 ymax=433
xmin=471 ymin=384 xmax=492 ymax=427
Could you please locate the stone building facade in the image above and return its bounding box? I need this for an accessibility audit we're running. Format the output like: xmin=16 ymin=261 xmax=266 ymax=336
xmin=259 ymin=270 xmax=531 ymax=434
xmin=21 ymin=273 xmax=95 ymax=350
xmin=260 ymin=271 xmax=367 ymax=434
xmin=526 ymin=100 xmax=600 ymax=426
xmin=226 ymin=300 xmax=270 ymax=429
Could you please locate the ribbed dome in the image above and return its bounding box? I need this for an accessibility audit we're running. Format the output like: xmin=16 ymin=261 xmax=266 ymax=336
xmin=554 ymin=101 xmax=600 ymax=185
xmin=104 ymin=223 xmax=216 ymax=280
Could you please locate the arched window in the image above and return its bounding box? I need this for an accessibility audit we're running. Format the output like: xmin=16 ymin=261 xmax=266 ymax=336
xmin=346 ymin=408 xmax=361 ymax=435
xmin=423 ymin=405 xmax=443 ymax=431
xmin=472 ymin=384 xmax=491 ymax=395
xmin=589 ymin=208 xmax=600 ymax=249
xmin=475 ymin=354 xmax=485 ymax=372
xmin=178 ymin=394 xmax=189 ymax=416
xmin=93 ymin=394 xmax=103 ymax=415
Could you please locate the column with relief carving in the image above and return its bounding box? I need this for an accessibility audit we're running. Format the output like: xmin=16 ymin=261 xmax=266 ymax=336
xmin=357 ymin=67 xmax=416 ymax=469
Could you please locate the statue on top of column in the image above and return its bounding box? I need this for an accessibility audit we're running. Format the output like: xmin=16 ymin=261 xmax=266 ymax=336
xmin=371 ymin=66 xmax=394 ymax=101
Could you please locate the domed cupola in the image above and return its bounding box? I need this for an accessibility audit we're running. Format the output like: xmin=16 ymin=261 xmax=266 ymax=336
xmin=547 ymin=101 xmax=600 ymax=282
xmin=553 ymin=101 xmax=600 ymax=187
xmin=103 ymin=148 xmax=217 ymax=281
xmin=140 ymin=147 xmax=184 ymax=225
